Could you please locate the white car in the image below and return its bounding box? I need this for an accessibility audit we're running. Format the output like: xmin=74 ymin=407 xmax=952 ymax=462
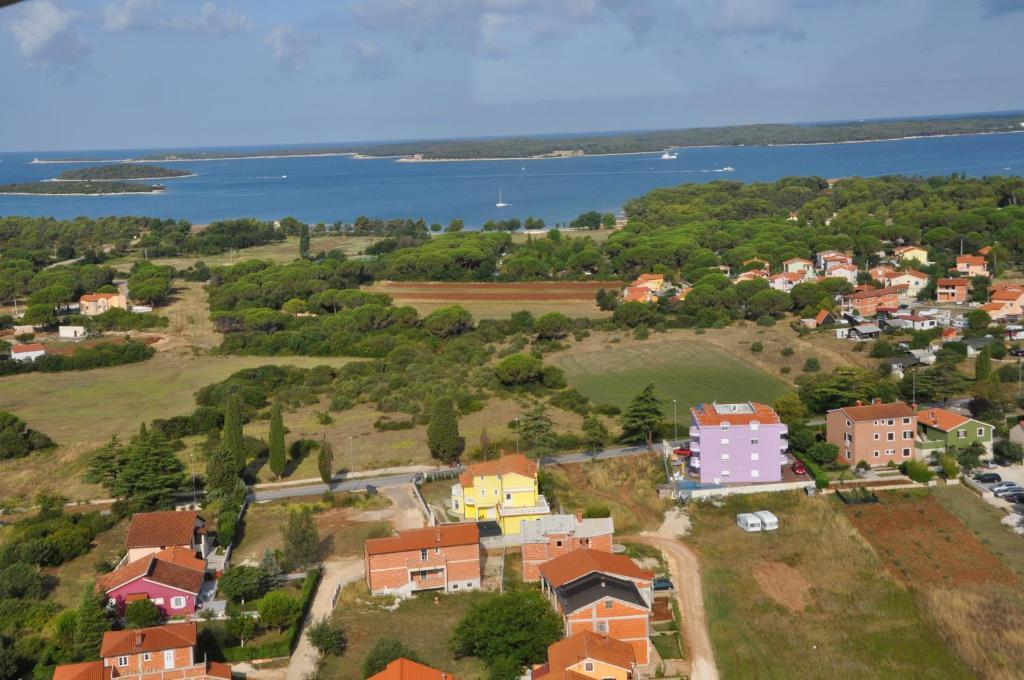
xmin=994 ymin=486 xmax=1024 ymax=498
xmin=991 ymin=481 xmax=1019 ymax=491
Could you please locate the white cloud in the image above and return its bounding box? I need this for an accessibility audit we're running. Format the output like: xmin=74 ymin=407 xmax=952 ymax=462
xmin=162 ymin=2 xmax=251 ymax=36
xmin=102 ymin=0 xmax=159 ymax=32
xmin=265 ymin=24 xmax=321 ymax=72
xmin=8 ymin=0 xmax=92 ymax=74
xmin=350 ymin=40 xmax=395 ymax=79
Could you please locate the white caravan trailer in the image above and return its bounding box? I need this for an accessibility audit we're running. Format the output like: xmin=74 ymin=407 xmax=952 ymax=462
xmin=753 ymin=511 xmax=779 ymax=531
xmin=736 ymin=513 xmax=763 ymax=532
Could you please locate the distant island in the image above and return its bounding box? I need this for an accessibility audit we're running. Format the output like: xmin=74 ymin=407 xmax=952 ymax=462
xmin=0 ymin=180 xmax=164 ymax=195
xmin=33 ymin=113 xmax=1024 ymax=163
xmin=56 ymin=163 xmax=194 ymax=181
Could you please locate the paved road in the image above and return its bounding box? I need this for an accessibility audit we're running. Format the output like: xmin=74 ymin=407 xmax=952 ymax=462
xmin=251 ymin=445 xmax=655 ymax=502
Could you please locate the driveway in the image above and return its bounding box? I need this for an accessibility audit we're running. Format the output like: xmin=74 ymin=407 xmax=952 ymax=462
xmin=286 ymin=558 xmax=364 ymax=680
xmin=636 ymin=511 xmax=719 ymax=680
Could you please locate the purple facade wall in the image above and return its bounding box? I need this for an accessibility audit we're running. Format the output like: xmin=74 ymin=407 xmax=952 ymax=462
xmin=692 ymin=419 xmax=787 ymax=484
xmin=106 ymin=577 xmax=198 ymax=616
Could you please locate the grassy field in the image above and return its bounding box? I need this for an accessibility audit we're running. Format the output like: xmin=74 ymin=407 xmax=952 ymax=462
xmin=542 ymin=455 xmax=667 ymax=534
xmin=45 ymin=519 xmax=129 ymax=607
xmin=933 ymin=484 xmax=1024 ymax=579
xmin=690 ymin=492 xmax=972 ymax=680
xmin=364 ymin=280 xmax=618 ymax=319
xmin=321 ymin=583 xmax=490 ymax=679
xmin=105 ymin=235 xmax=380 ymax=272
xmin=548 ymin=330 xmax=792 ymax=411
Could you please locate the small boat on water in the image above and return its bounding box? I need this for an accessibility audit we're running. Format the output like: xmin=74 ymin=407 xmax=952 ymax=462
xmin=722 ymin=166 xmax=735 ymax=172
xmin=496 ymin=189 xmax=509 ymax=208
xmin=661 ymin=150 xmax=678 ymax=160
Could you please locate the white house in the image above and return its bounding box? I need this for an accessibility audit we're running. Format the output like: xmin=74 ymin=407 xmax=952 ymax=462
xmin=10 ymin=343 xmax=46 ymax=362
xmin=58 ymin=325 xmax=87 ymax=339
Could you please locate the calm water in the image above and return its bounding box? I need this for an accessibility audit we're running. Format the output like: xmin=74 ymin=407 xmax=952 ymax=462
xmin=1 ymin=133 xmax=1023 ymax=227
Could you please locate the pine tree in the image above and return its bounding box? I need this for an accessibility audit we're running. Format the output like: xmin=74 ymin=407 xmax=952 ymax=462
xmin=975 ymin=346 xmax=992 ymax=381
xmin=318 ymin=438 xmax=334 ymax=484
xmin=479 ymin=427 xmax=492 ymax=459
xmin=73 ymin=590 xmax=110 ymax=661
xmin=427 ymin=397 xmax=463 ymax=463
xmin=520 ymin=404 xmax=555 ymax=454
xmin=299 ymin=223 xmax=310 ymax=259
xmin=206 ymin=445 xmax=238 ymax=501
xmin=620 ymin=382 xmax=664 ymax=449
xmin=268 ymin=404 xmax=285 ymax=479
xmin=222 ymin=394 xmax=246 ymax=474
xmin=283 ymin=507 xmax=320 ymax=567
xmin=113 ymin=429 xmax=186 ymax=507
xmin=582 ymin=415 xmax=609 ymax=453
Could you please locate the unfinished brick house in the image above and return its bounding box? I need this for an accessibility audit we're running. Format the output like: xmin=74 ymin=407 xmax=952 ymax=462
xmin=364 ymin=523 xmax=481 ymax=597
xmin=520 ymin=513 xmax=614 ymax=581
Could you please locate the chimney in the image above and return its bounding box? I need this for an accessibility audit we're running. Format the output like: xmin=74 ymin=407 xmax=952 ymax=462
xmin=855 ymin=400 xmax=863 ymax=407
xmin=575 ymin=510 xmax=583 ymax=523
xmin=872 ymin=398 xmax=881 ymax=405
xmin=134 ymin=633 xmax=143 ymax=648
xmin=435 ymin=529 xmax=442 ymax=543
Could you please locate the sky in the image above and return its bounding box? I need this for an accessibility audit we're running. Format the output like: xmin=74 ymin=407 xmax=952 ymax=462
xmin=0 ymin=0 xmax=1022 ymax=152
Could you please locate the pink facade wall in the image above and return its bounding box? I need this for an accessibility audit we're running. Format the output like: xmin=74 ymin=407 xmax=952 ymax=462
xmin=107 ymin=578 xmax=197 ymax=616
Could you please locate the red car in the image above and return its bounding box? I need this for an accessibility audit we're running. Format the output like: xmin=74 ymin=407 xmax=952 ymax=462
xmin=673 ymin=447 xmax=692 ymax=457
xmin=791 ymin=461 xmax=807 ymax=475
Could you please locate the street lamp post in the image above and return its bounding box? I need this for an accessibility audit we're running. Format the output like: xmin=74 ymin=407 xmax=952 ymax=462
xmin=514 ymin=418 xmax=520 ymax=455
xmin=672 ymin=399 xmax=678 ymax=445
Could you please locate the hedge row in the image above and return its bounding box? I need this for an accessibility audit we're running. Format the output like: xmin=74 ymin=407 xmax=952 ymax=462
xmin=219 ymin=567 xmax=322 ymax=662
xmin=792 ymin=452 xmax=830 ymax=489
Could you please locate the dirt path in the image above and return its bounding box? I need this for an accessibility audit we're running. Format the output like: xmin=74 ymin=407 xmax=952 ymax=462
xmin=286 ymin=558 xmax=363 ymax=680
xmin=637 ymin=512 xmax=719 ymax=680
xmin=382 ymin=484 xmax=429 ymax=530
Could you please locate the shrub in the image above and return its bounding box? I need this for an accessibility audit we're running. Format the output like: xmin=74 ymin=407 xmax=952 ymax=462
xmin=363 ymin=638 xmax=423 ymax=678
xmin=125 ymin=599 xmax=162 ymax=629
xmin=780 ymin=367 xmax=791 ymax=374
xmin=802 ymin=357 xmax=821 ymax=372
xmin=750 ymin=342 xmax=764 ymax=353
xmin=899 ymin=458 xmax=934 ymax=484
xmin=756 ymin=315 xmax=776 ymax=327
xmin=306 ymin=615 xmax=346 ymax=657
xmin=494 ymin=354 xmax=544 ymax=386
xmin=940 ymin=453 xmax=961 ymax=479
xmin=583 ymin=504 xmax=611 ymax=518
xmin=780 ymin=346 xmax=794 ymax=357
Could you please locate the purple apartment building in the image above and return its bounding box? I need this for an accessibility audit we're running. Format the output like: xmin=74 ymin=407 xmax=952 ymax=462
xmin=689 ymin=402 xmax=788 ymax=484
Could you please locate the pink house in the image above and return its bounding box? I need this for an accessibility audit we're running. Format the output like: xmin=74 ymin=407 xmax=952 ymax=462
xmin=98 ymin=547 xmax=206 ymax=616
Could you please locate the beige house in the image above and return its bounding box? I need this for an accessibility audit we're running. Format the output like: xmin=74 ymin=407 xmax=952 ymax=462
xmin=894 ymin=245 xmax=930 ymax=265
xmin=80 ymin=292 xmax=127 ymax=316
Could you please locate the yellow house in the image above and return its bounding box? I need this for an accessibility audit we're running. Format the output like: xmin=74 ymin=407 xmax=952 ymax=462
xmin=451 ymin=454 xmax=550 ymax=534
xmin=532 ymin=631 xmax=637 ymax=680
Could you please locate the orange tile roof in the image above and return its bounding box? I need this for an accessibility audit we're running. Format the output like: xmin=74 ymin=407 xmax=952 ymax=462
xmin=539 ymin=548 xmax=653 ymax=588
xmin=895 ymin=245 xmax=926 ymax=254
xmin=916 ymin=408 xmax=970 ymax=432
xmin=96 ymin=552 xmax=204 ymax=595
xmin=125 ymin=511 xmax=201 ymax=549
xmin=622 ymin=286 xmax=652 ymax=302
xmin=634 ymin=273 xmax=664 ymax=283
xmin=937 ymin=278 xmax=968 ymax=287
xmin=155 ymin=546 xmax=205 ymax=571
xmin=835 ymin=401 xmax=915 ymax=422
xmin=459 ymin=453 xmax=536 ymax=488
xmin=100 ymin=622 xmax=196 ymax=657
xmin=365 ymin=523 xmax=479 ymax=556
xmin=80 ymin=293 xmax=120 ymax=302
xmin=12 ymin=343 xmax=45 ymax=353
xmin=979 ymin=302 xmax=1005 ymax=313
xmin=783 ymin=257 xmax=813 ymax=265
xmin=691 ymin=402 xmax=781 ymax=427
xmin=957 ymin=255 xmax=986 ymax=266
xmin=814 ymin=309 xmax=831 ymax=325
xmin=369 ymin=658 xmax=455 ymax=680
xmin=942 ymin=328 xmax=960 ymax=338
xmin=846 ymin=286 xmax=900 ymax=300
xmin=892 ymin=269 xmax=928 ymax=280
xmin=535 ymin=632 xmax=636 ymax=680
xmin=991 ymin=290 xmax=1024 ymax=302
xmin=52 ymin=661 xmax=107 ymax=680
xmin=978 ymin=246 xmax=992 ymax=255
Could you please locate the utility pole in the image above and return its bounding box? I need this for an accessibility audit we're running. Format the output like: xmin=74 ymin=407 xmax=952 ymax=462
xmin=514 ymin=418 xmax=520 ymax=456
xmin=189 ymin=445 xmax=199 ymax=509
xmin=672 ymin=399 xmax=678 ymax=445
xmin=1018 ymin=358 xmax=1021 ymax=397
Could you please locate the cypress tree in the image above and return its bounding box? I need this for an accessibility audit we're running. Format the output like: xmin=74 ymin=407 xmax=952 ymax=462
xmin=619 ymin=382 xmax=664 ymax=449
xmin=318 ymin=438 xmax=334 ymax=485
xmin=975 ymin=346 xmax=992 ymax=381
xmin=222 ymin=394 xmax=245 ymax=474
xmin=268 ymin=404 xmax=286 ymax=479
xmin=427 ymin=397 xmax=463 ymax=463
xmin=299 ymin=223 xmax=310 ymax=259
xmin=283 ymin=507 xmax=320 ymax=567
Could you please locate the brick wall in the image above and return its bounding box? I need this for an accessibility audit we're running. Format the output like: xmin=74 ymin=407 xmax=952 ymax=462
xmin=565 ymin=600 xmax=650 ymax=665
xmin=365 ymin=543 xmax=481 ymax=594
xmin=522 ymin=532 xmax=613 ymax=581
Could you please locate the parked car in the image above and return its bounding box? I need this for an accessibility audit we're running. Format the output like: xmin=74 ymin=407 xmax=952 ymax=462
xmin=991 ymin=481 xmax=1017 ymax=491
xmin=673 ymin=447 xmax=692 ymax=457
xmin=973 ymin=472 xmax=1002 ymax=484
xmin=791 ymin=461 xmax=807 ymax=475
xmin=413 ymin=473 xmax=426 ymax=485
xmin=1010 ymin=348 xmax=1024 ymax=357
xmin=1002 ymin=492 xmax=1024 ymax=504
xmin=982 ymin=460 xmax=1000 ymax=469
xmin=653 ymin=577 xmax=675 ymax=591
xmin=994 ymin=486 xmax=1024 ymax=498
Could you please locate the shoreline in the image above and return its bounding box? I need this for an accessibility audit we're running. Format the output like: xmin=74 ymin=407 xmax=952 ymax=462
xmin=25 ymin=128 xmax=1024 ymax=165
xmin=0 ymin=189 xmax=165 ymax=196
xmin=43 ymin=173 xmax=196 ymax=182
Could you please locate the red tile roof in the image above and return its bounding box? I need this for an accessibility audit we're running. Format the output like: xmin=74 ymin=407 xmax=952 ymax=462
xmin=52 ymin=661 xmax=107 ymax=680
xmin=992 ymin=290 xmax=1024 ymax=302
xmin=814 ymin=309 xmax=831 ymax=325
xmin=937 ymin=278 xmax=968 ymax=287
xmin=633 ymin=273 xmax=664 ymax=283
xmin=155 ymin=546 xmax=205 ymax=571
xmin=691 ymin=402 xmax=781 ymax=427
xmin=835 ymin=400 xmax=915 ymax=422
xmin=11 ymin=343 xmax=45 ymax=353
xmin=916 ymin=408 xmax=970 ymax=432
xmin=96 ymin=551 xmax=204 ymax=595
xmin=846 ymin=286 xmax=900 ymax=300
xmin=534 ymin=632 xmax=636 ymax=680
xmin=365 ymin=523 xmax=479 ymax=556
xmin=369 ymin=658 xmax=455 ymax=680
xmin=459 ymin=453 xmax=537 ymax=488
xmin=125 ymin=511 xmax=201 ymax=549
xmin=956 ymin=255 xmax=986 ymax=266
xmin=100 ymin=622 xmax=197 ymax=657
xmin=80 ymin=293 xmax=121 ymax=302
xmin=539 ymin=548 xmax=653 ymax=588
xmin=622 ymin=286 xmax=652 ymax=302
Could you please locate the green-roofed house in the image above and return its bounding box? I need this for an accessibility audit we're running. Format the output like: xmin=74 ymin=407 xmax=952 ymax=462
xmin=916 ymin=407 xmax=994 ymax=457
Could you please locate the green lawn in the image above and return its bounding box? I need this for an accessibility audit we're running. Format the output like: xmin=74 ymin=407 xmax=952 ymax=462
xmin=932 ymin=484 xmax=1024 ymax=579
xmin=549 ymin=332 xmax=788 ymax=411
xmin=690 ymin=492 xmax=972 ymax=680
xmin=652 ymin=633 xmax=683 ymax=659
xmin=320 ymin=583 xmax=490 ymax=679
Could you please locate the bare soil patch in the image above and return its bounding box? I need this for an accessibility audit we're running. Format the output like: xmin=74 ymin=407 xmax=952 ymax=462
xmin=752 ymin=560 xmax=809 ymax=612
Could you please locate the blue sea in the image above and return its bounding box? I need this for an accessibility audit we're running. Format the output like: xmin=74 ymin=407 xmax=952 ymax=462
xmin=1 ymin=132 xmax=1023 ymax=227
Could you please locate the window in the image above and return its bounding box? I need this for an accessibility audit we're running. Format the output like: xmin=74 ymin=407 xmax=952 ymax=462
xmin=903 ymin=417 xmax=911 ymax=424
xmin=117 ymin=657 xmax=129 ymax=668
xmin=751 ymin=469 xmax=760 ymax=478
xmin=721 ymin=453 xmax=730 ymax=461
xmin=978 ymin=427 xmax=986 ymax=437
xmin=505 ymin=493 xmax=512 ymax=501
xmin=844 ymin=432 xmax=852 ymax=444
xmin=845 ymin=450 xmax=851 ymax=460
xmin=170 ymin=596 xmax=186 ymax=609
xmin=582 ymin=538 xmax=590 ymax=546
xmin=585 ymin=663 xmax=595 ymax=672
xmin=750 ymin=438 xmax=759 ymax=445
xmin=435 ymin=547 xmax=441 ymax=555
xmin=873 ymin=433 xmax=880 ymax=441
xmin=957 ymin=429 xmax=966 ymax=439
xmin=885 ymin=449 xmax=894 ymax=456
xmin=143 ymin=653 xmax=151 ymax=662
xmin=887 ymin=419 xmax=895 ymax=426
xmin=902 ymin=448 xmax=911 ymax=457
xmin=874 ymin=450 xmax=880 ymax=458
xmin=604 ymin=600 xmax=613 ymax=609
xmin=556 ymin=540 xmax=563 ymax=547
xmin=903 ymin=430 xmax=913 ymax=439
xmin=887 ymin=432 xmax=895 ymax=441
xmin=420 ymin=549 xmax=427 ymax=561
xmin=750 ymin=452 xmax=760 ymax=461
xmin=846 ymin=419 xmax=852 ymax=427
xmin=596 ymin=621 xmax=608 ymax=633
xmin=721 ymin=438 xmax=730 ymax=445
xmin=454 ymin=500 xmax=460 ymax=510
xmin=721 ymin=422 xmax=730 ymax=431
xmin=452 ymin=584 xmax=459 ymax=590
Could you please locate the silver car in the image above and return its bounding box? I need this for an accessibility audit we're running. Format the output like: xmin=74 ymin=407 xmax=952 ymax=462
xmin=994 ymin=485 xmax=1024 ymax=498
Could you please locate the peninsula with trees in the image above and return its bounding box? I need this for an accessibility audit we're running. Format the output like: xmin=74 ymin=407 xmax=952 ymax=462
xmin=32 ymin=112 xmax=1024 ymax=163
xmin=0 ymin=180 xmax=165 ymax=195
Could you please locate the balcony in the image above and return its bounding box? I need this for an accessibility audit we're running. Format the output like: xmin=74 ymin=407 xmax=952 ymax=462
xmin=689 ymin=440 xmax=701 ymax=453
xmin=451 ymin=484 xmax=463 ymax=497
xmin=497 ymin=495 xmax=550 ymax=517
xmin=410 ymin=571 xmax=447 ymax=591
xmin=407 ymin=554 xmax=447 ymax=569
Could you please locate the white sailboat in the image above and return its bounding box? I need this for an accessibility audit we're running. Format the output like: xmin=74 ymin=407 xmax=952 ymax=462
xmin=496 ymin=189 xmax=509 ymax=208
xmin=661 ymin=150 xmax=678 ymax=160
